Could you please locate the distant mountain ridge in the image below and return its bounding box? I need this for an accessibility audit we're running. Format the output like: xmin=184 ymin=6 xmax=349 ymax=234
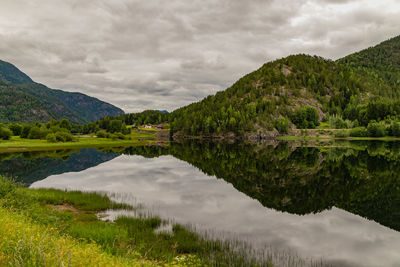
xmin=0 ymin=60 xmax=124 ymax=123
xmin=0 ymin=60 xmax=33 ymax=84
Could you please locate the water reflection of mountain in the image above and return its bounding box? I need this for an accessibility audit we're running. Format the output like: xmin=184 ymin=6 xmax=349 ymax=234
xmin=117 ymin=141 xmax=400 ymax=232
xmin=0 ymin=149 xmax=119 ymax=186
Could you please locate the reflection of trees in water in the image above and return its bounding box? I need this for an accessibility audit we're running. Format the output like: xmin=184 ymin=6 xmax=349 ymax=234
xmin=0 ymin=149 xmax=119 ymax=186
xmin=118 ymin=141 xmax=400 ymax=232
xmin=1 ymin=142 xmax=398 ymax=231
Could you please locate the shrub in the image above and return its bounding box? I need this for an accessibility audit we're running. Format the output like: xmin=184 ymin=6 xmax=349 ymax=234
xmin=367 ymin=121 xmax=386 ymax=137
xmin=274 ymin=117 xmax=289 ymax=134
xmin=0 ymin=127 xmax=12 ymax=140
xmin=8 ymin=123 xmax=23 ymax=136
xmin=46 ymin=133 xmax=57 ymax=143
xmin=96 ymin=130 xmax=107 ymax=138
xmin=110 ymin=133 xmax=126 ymax=140
xmin=20 ymin=125 xmax=32 ymax=138
xmin=55 ymin=132 xmax=73 ymax=142
xmin=49 ymin=126 xmax=69 ymax=134
xmin=328 ymin=114 xmax=356 ymax=129
xmin=291 ymin=106 xmax=319 ymax=129
xmin=334 ymin=129 xmax=349 ymax=138
xmin=328 ymin=114 xmax=347 ymax=129
xmin=349 ymin=127 xmax=368 ymax=137
xmin=27 ymin=126 xmax=50 ymax=139
xmin=389 ymin=121 xmax=400 ymax=137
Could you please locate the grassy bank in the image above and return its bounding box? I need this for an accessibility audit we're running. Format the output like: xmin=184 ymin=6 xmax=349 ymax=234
xmin=0 ymin=131 xmax=162 ymax=153
xmin=0 ymin=176 xmax=274 ymax=266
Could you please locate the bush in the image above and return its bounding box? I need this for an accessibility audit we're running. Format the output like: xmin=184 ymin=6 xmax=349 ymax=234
xmin=328 ymin=114 xmax=356 ymax=129
xmin=367 ymin=121 xmax=386 ymax=137
xmin=55 ymin=132 xmax=73 ymax=142
xmin=291 ymin=106 xmax=319 ymax=129
xmin=328 ymin=114 xmax=347 ymax=129
xmin=96 ymin=130 xmax=107 ymax=138
xmin=111 ymin=133 xmax=127 ymax=140
xmin=49 ymin=126 xmax=70 ymax=134
xmin=46 ymin=133 xmax=57 ymax=143
xmin=20 ymin=125 xmax=32 ymax=138
xmin=274 ymin=117 xmax=289 ymax=134
xmin=28 ymin=126 xmax=50 ymax=139
xmin=0 ymin=127 xmax=12 ymax=140
xmin=388 ymin=121 xmax=400 ymax=137
xmin=334 ymin=129 xmax=349 ymax=138
xmin=349 ymin=127 xmax=368 ymax=137
xmin=8 ymin=123 xmax=23 ymax=136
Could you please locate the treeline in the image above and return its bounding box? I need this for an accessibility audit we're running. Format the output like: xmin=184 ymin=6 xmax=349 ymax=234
xmin=0 ymin=119 xmax=73 ymax=142
xmin=73 ymin=110 xmax=169 ymax=135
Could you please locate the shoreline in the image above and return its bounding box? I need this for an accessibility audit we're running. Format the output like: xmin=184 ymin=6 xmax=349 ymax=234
xmin=0 ymin=135 xmax=164 ymax=153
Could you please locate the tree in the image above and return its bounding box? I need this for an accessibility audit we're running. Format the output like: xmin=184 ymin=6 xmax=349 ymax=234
xmin=109 ymin=120 xmax=123 ymax=133
xmin=59 ymin=119 xmax=72 ymax=130
xmin=0 ymin=127 xmax=12 ymax=140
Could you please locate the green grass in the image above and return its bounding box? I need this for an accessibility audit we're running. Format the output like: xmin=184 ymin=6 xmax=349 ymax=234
xmin=0 ymin=132 xmax=159 ymax=153
xmin=0 ymin=176 xmax=275 ymax=266
xmin=25 ymin=189 xmax=132 ymax=211
xmin=0 ymin=207 xmax=151 ymax=267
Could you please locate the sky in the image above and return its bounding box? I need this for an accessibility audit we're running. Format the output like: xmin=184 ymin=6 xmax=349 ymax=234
xmin=0 ymin=0 xmax=399 ymax=112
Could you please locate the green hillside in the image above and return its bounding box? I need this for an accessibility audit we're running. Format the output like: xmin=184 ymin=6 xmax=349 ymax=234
xmin=170 ymin=55 xmax=367 ymax=137
xmin=0 ymin=87 xmax=53 ymax=123
xmin=0 ymin=60 xmax=124 ymax=124
xmin=339 ymin=35 xmax=400 ymax=91
xmin=170 ymin=35 xmax=400 ymax=138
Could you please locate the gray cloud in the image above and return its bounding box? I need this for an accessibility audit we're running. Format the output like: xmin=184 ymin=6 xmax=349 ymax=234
xmin=0 ymin=0 xmax=399 ymax=112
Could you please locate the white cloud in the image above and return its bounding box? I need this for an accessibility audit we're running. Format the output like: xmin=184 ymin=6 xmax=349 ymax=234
xmin=0 ymin=0 xmax=399 ymax=112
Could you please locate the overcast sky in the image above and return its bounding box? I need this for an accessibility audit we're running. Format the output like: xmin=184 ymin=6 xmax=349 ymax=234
xmin=0 ymin=0 xmax=399 ymax=112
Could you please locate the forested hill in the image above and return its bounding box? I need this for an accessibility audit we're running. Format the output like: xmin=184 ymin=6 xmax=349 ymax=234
xmin=170 ymin=55 xmax=368 ymax=137
xmin=170 ymin=35 xmax=400 ymax=138
xmin=338 ymin=35 xmax=400 ymax=96
xmin=0 ymin=60 xmax=124 ymax=124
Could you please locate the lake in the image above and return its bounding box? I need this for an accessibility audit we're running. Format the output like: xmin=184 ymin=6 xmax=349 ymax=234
xmin=1 ymin=140 xmax=399 ymax=267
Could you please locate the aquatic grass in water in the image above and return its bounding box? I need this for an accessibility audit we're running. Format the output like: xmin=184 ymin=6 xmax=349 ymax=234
xmin=106 ymin=191 xmax=333 ymax=267
xmin=26 ymin=188 xmax=132 ymax=211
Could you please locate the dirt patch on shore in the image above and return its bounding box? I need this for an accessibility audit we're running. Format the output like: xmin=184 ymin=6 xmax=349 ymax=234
xmin=49 ymin=203 xmax=80 ymax=214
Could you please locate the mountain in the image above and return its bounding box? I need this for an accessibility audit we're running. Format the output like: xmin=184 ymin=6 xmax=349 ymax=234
xmin=170 ymin=35 xmax=400 ymax=138
xmin=338 ymin=35 xmax=400 ymax=96
xmin=0 ymin=60 xmax=33 ymax=84
xmin=0 ymin=60 xmax=124 ymax=124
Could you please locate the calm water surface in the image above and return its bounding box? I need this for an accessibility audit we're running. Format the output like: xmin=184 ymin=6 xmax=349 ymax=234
xmin=1 ymin=141 xmax=399 ymax=267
